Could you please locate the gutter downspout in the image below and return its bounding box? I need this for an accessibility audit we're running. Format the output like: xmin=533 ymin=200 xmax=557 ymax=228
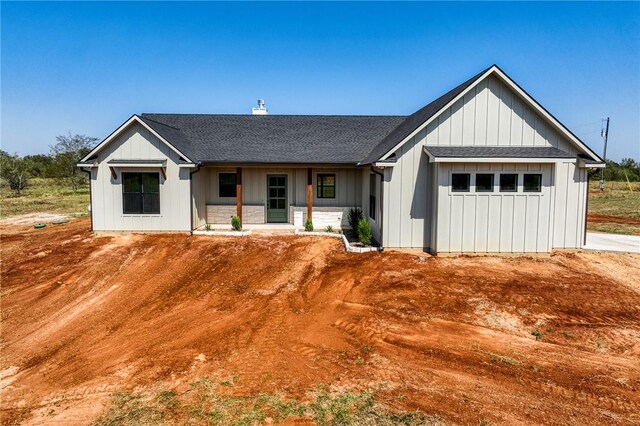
xmin=371 ymin=166 xmax=384 ymax=251
xmin=80 ymin=168 xmax=93 ymax=232
xmin=189 ymin=163 xmax=202 ymax=232
xmin=583 ymin=172 xmax=590 ymax=247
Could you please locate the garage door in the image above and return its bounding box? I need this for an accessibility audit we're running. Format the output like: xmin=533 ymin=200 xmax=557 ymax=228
xmin=436 ymin=164 xmax=552 ymax=253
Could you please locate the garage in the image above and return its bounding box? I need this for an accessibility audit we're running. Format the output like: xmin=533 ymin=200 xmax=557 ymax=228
xmin=434 ymin=162 xmax=554 ymax=253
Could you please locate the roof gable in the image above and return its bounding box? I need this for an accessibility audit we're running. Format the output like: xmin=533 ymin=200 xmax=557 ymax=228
xmin=362 ymin=65 xmax=602 ymax=164
xmin=80 ymin=115 xmax=196 ymax=163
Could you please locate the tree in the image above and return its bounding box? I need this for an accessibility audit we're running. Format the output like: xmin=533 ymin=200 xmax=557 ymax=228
xmin=0 ymin=152 xmax=30 ymax=195
xmin=23 ymin=154 xmax=54 ymax=178
xmin=49 ymin=133 xmax=98 ymax=192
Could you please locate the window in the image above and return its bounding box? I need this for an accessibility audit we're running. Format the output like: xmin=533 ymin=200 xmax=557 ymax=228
xmin=317 ymin=174 xmax=336 ymax=198
xmin=500 ymin=174 xmax=518 ymax=192
xmin=475 ymin=174 xmax=494 ymax=192
xmin=369 ymin=174 xmax=376 ymax=220
xmin=122 ymin=173 xmax=160 ymax=214
xmin=451 ymin=173 xmax=470 ymax=192
xmin=219 ymin=173 xmax=237 ymax=197
xmin=523 ymin=174 xmax=542 ymax=192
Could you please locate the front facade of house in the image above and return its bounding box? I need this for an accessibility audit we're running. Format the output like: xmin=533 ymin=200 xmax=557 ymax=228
xmin=79 ymin=65 xmax=604 ymax=254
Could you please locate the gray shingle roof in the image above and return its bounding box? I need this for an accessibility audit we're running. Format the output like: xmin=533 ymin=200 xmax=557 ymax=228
xmin=423 ymin=146 xmax=576 ymax=159
xmin=129 ymin=64 xmax=597 ymax=165
xmin=139 ymin=114 xmax=406 ymax=164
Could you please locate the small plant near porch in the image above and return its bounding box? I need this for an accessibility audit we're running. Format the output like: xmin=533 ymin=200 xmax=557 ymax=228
xmin=204 ymin=223 xmax=212 ymax=231
xmin=348 ymin=208 xmax=364 ymax=231
xmin=231 ymin=215 xmax=242 ymax=231
xmin=304 ymin=218 xmax=314 ymax=232
xmin=357 ymin=219 xmax=372 ymax=245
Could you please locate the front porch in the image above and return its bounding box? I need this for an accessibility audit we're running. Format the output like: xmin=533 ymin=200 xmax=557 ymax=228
xmin=194 ymin=222 xmax=298 ymax=233
xmin=191 ymin=165 xmax=364 ymax=231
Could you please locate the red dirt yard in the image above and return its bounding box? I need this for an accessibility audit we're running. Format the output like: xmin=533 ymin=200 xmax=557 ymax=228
xmin=1 ymin=218 xmax=639 ymax=425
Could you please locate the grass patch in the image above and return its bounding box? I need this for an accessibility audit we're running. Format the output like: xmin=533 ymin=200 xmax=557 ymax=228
xmin=93 ymin=379 xmax=438 ymax=426
xmin=586 ymin=224 xmax=635 ymax=235
xmin=487 ymin=352 xmax=518 ymax=366
xmin=587 ymin=181 xmax=640 ymax=235
xmin=0 ymin=177 xmax=89 ymax=218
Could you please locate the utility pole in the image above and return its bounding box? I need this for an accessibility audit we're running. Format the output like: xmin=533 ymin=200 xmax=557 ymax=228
xmin=599 ymin=117 xmax=610 ymax=191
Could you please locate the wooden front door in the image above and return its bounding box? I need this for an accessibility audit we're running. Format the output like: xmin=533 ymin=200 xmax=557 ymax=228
xmin=267 ymin=175 xmax=288 ymax=223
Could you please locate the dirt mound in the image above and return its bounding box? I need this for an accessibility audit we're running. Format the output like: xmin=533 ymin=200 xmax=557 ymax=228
xmin=1 ymin=218 xmax=640 ymax=425
xmin=588 ymin=213 xmax=640 ymax=225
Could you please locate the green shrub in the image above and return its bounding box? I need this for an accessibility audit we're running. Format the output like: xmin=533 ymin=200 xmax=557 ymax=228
xmin=231 ymin=215 xmax=241 ymax=231
xmin=347 ymin=207 xmax=364 ymax=232
xmin=324 ymin=225 xmax=334 ymax=233
xmin=357 ymin=219 xmax=372 ymax=245
xmin=204 ymin=223 xmax=212 ymax=231
xmin=305 ymin=218 xmax=314 ymax=232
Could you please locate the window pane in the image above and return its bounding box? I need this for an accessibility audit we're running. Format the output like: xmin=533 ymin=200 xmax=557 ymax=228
xmin=142 ymin=173 xmax=159 ymax=193
xmin=476 ymin=174 xmax=494 ymax=192
xmin=143 ymin=193 xmax=160 ymax=214
xmin=278 ymin=177 xmax=285 ymax=187
xmin=523 ymin=174 xmax=542 ymax=192
xmin=123 ymin=174 xmax=140 ymax=193
xmin=324 ymin=187 xmax=335 ymax=198
xmin=369 ymin=195 xmax=376 ymax=220
xmin=451 ymin=173 xmax=470 ymax=192
xmin=500 ymin=174 xmax=518 ymax=192
xmin=369 ymin=174 xmax=376 ymax=195
xmin=123 ymin=193 xmax=142 ymax=214
xmin=277 ymin=188 xmax=285 ymax=198
xmin=219 ymin=173 xmax=237 ymax=197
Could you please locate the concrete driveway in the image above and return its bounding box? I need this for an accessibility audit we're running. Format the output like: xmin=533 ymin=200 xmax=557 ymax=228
xmin=583 ymin=232 xmax=640 ymax=253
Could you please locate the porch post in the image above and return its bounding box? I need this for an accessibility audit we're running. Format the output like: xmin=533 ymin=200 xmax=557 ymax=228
xmin=236 ymin=167 xmax=242 ymax=225
xmin=307 ymin=167 xmax=313 ymax=221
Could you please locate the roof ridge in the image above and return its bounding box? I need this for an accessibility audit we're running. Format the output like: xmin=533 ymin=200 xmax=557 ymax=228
xmin=138 ymin=115 xmax=182 ymax=130
xmin=141 ymin=113 xmax=408 ymax=118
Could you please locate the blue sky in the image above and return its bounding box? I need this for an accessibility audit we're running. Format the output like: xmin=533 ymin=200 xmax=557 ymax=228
xmin=2 ymin=1 xmax=639 ymax=161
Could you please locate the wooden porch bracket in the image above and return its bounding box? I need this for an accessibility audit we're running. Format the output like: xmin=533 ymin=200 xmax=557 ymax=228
xmin=236 ymin=167 xmax=242 ymax=224
xmin=307 ymin=168 xmax=313 ymax=221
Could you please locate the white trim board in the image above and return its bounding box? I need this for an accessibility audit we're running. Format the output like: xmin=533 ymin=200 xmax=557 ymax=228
xmin=380 ymin=66 xmax=602 ymax=163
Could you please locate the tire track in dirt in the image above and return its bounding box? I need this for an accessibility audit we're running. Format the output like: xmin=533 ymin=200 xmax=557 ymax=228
xmin=2 ymin=218 xmax=640 ymax=425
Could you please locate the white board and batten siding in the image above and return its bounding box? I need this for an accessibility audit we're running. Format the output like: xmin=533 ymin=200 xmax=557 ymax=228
xmin=382 ymin=74 xmax=588 ymax=252
xmin=90 ymin=122 xmax=192 ymax=232
xmin=199 ymin=166 xmax=362 ymax=226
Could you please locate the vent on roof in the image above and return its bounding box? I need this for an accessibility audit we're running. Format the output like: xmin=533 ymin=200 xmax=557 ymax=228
xmin=252 ymin=99 xmax=268 ymax=115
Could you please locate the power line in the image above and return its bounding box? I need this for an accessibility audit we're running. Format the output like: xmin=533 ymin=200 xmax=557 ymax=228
xmin=599 ymin=117 xmax=610 ymax=191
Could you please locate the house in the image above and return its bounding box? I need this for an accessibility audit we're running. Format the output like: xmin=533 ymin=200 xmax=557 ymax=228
xmin=78 ymin=65 xmax=604 ymax=254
